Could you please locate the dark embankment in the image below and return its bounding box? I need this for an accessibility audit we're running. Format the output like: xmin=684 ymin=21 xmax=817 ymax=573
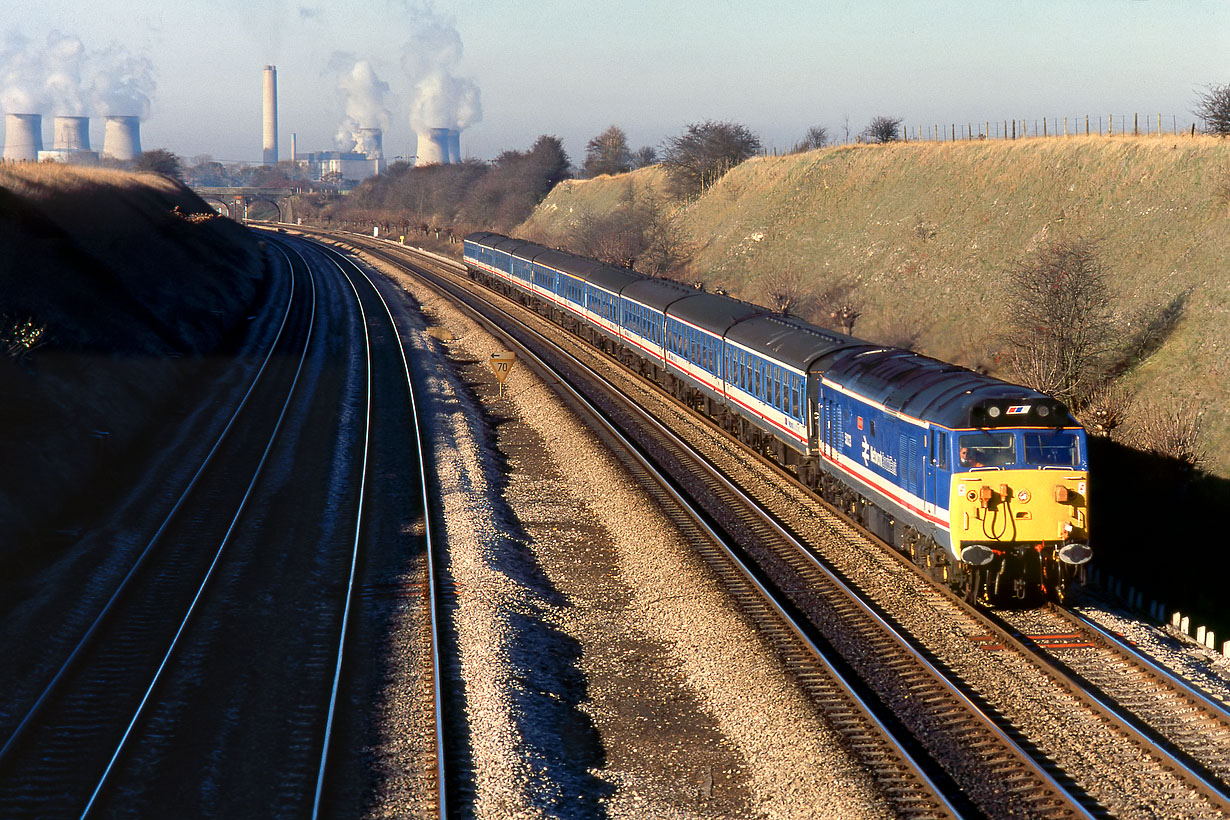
xmin=0 ymin=164 xmax=264 ymax=555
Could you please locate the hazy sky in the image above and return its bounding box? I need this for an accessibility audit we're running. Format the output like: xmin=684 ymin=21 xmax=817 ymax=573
xmin=3 ymin=0 xmax=1228 ymax=165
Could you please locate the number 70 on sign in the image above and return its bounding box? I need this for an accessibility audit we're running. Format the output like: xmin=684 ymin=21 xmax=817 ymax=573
xmin=488 ymin=351 xmax=517 ymax=397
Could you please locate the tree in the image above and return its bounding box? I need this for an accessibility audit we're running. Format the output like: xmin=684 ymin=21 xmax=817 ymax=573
xmin=1194 ymin=82 xmax=1230 ymax=135
xmin=567 ymin=186 xmax=687 ymax=277
xmin=860 ymin=116 xmax=903 ymax=144
xmin=660 ymin=120 xmax=761 ymax=198
xmin=134 ymin=148 xmax=182 ymax=179
xmin=582 ymin=125 xmax=633 ymax=177
xmin=792 ymin=125 xmax=829 ymax=153
xmin=1003 ymin=237 xmax=1116 ymax=407
xmin=760 ymin=265 xmax=814 ymax=315
xmin=631 ymin=146 xmax=657 ymax=168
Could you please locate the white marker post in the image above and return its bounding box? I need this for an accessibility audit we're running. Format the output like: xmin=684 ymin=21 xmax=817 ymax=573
xmin=488 ymin=351 xmax=517 ymax=398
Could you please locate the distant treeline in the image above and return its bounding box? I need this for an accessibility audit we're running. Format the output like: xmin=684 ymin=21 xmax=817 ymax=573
xmin=292 ymin=135 xmax=570 ymax=235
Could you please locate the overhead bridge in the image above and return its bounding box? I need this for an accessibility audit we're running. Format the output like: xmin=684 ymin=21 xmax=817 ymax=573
xmin=192 ymin=187 xmax=300 ymax=223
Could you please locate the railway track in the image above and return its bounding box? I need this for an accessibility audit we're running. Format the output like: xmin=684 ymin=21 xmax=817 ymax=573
xmin=0 ymin=237 xmax=447 ymax=818
xmin=311 ymin=229 xmax=1230 ymax=819
xmin=309 ymin=231 xmax=1103 ymax=819
xmin=994 ymin=602 xmax=1230 ymax=801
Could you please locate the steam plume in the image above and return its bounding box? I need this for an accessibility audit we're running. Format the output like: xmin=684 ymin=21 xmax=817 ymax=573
xmin=400 ymin=13 xmax=482 ymax=134
xmin=0 ymin=29 xmax=154 ymax=118
xmin=330 ymin=55 xmax=391 ymax=152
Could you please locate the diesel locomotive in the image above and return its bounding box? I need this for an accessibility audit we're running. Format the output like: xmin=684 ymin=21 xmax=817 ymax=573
xmin=463 ymin=232 xmax=1091 ymax=604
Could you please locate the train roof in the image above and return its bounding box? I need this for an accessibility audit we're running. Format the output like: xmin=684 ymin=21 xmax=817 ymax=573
xmin=725 ymin=314 xmax=859 ymax=371
xmin=817 ymin=346 xmax=1074 ymax=428
xmin=620 ymin=277 xmax=698 ymax=311
xmin=588 ymin=264 xmax=644 ymax=293
xmin=667 ymin=291 xmax=764 ymax=335
xmin=529 ymin=246 xmax=607 ymax=278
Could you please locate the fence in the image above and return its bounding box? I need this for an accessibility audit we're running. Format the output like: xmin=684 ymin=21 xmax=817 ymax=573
xmin=901 ymin=113 xmax=1203 ymax=143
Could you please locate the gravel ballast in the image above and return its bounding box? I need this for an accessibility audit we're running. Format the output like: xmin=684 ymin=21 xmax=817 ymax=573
xmin=366 ymin=255 xmax=897 ymax=820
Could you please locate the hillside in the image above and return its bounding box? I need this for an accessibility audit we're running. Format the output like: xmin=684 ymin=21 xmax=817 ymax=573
xmin=0 ymin=163 xmax=264 ymax=552
xmin=521 ymin=136 xmax=1230 ymax=479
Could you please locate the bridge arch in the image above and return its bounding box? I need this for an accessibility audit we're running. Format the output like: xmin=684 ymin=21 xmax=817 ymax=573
xmin=201 ymin=197 xmax=230 ymax=218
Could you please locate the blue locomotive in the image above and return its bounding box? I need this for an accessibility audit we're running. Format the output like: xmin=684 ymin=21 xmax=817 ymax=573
xmin=464 ymin=232 xmax=1091 ymax=604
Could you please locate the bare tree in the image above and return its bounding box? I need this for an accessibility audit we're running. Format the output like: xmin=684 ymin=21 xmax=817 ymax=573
xmin=630 ymin=146 xmax=657 ymax=168
xmin=567 ymin=186 xmax=688 ymax=277
xmin=861 ymin=116 xmax=903 ymax=144
xmin=1132 ymin=397 xmax=1207 ymax=471
xmin=813 ymin=279 xmax=862 ymax=335
xmin=1195 ymin=82 xmax=1230 ymax=135
xmin=1003 ymin=237 xmax=1116 ymax=407
xmin=582 ymin=125 xmax=633 ymax=177
xmin=1079 ymin=381 xmax=1134 ymax=438
xmin=660 ymin=120 xmax=761 ymax=198
xmin=792 ymin=125 xmax=830 ymax=153
xmin=760 ymin=265 xmax=814 ymax=315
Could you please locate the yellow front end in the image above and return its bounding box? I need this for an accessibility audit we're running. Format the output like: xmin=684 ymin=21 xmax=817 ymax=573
xmin=950 ymin=470 xmax=1089 ymax=564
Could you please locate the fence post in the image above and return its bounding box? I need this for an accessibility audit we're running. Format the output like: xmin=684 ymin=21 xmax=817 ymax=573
xmin=1134 ymin=112 xmax=1139 ymax=135
xmin=1043 ymin=118 xmax=1047 ymax=137
xmin=1064 ymin=116 xmax=1068 ymax=136
xmin=1158 ymin=113 xmax=1162 ymax=135
xmin=1086 ymin=114 xmax=1090 ymax=135
xmin=1011 ymin=119 xmax=1016 ymax=139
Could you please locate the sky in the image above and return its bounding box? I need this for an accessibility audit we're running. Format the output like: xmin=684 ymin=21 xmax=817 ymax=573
xmin=3 ymin=0 xmax=1228 ymax=165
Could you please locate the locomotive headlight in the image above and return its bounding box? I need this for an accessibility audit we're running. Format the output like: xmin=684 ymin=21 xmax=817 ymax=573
xmin=1037 ymin=405 xmax=1051 ymax=418
xmin=1016 ymin=489 xmax=1030 ymax=503
xmin=987 ymin=406 xmax=1002 ymax=418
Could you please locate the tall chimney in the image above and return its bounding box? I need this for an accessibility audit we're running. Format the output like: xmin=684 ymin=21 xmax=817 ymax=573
xmin=102 ymin=116 xmax=142 ymax=160
xmin=262 ymin=65 xmax=278 ymax=164
xmin=417 ymin=127 xmax=450 ymax=165
xmin=3 ymin=114 xmax=44 ymax=161
xmin=53 ymin=116 xmax=91 ymax=151
xmin=447 ymin=129 xmax=461 ymax=164
xmin=290 ymin=132 xmax=297 ymax=163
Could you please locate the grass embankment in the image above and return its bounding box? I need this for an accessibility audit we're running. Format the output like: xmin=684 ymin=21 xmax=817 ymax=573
xmin=523 ymin=137 xmax=1230 ymax=629
xmin=522 ymin=136 xmax=1230 ymax=480
xmin=0 ymin=163 xmax=264 ymax=552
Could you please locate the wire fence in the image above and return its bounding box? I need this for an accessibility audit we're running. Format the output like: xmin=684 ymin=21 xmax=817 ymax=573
xmin=899 ymin=113 xmax=1204 ymax=142
xmin=767 ymin=113 xmax=1217 ymax=154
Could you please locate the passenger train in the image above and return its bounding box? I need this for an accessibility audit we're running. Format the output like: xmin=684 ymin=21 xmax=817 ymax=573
xmin=463 ymin=232 xmax=1091 ymax=604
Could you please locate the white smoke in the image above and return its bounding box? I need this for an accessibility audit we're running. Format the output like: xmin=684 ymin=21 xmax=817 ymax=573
xmin=0 ymin=31 xmax=46 ymax=113
xmin=330 ymin=55 xmax=391 ymax=152
xmin=400 ymin=13 xmax=482 ymax=135
xmin=89 ymin=44 xmax=155 ymax=119
xmin=0 ymin=29 xmax=154 ymax=118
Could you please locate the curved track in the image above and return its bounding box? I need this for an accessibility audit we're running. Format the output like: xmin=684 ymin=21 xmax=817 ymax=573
xmin=0 ymin=236 xmax=445 ymax=818
xmin=312 ymin=229 xmax=1230 ymax=819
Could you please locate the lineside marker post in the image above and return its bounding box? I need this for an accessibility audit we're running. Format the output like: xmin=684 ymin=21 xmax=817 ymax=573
xmin=488 ymin=350 xmax=516 ymax=399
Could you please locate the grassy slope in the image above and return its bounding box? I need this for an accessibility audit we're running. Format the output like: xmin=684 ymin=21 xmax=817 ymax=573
xmin=0 ymin=164 xmax=264 ymax=549
xmin=522 ymin=136 xmax=1230 ymax=478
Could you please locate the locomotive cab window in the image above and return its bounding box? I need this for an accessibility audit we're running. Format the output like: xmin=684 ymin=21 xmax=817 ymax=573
xmin=959 ymin=431 xmax=1016 ymax=467
xmin=1024 ymin=431 xmax=1080 ymax=466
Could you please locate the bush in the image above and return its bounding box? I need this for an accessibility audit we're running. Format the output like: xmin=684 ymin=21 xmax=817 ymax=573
xmin=660 ymin=120 xmax=761 ymax=198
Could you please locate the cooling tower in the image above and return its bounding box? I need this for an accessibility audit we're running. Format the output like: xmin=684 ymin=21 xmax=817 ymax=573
xmin=53 ymin=116 xmax=91 ymax=151
xmin=358 ymin=127 xmax=383 ymax=160
xmin=103 ymin=116 xmax=142 ymax=160
xmin=417 ymin=127 xmax=450 ymax=165
xmin=447 ymin=129 xmax=461 ymax=164
xmin=3 ymin=114 xmax=44 ymax=161
xmin=262 ymin=65 xmax=278 ymax=164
